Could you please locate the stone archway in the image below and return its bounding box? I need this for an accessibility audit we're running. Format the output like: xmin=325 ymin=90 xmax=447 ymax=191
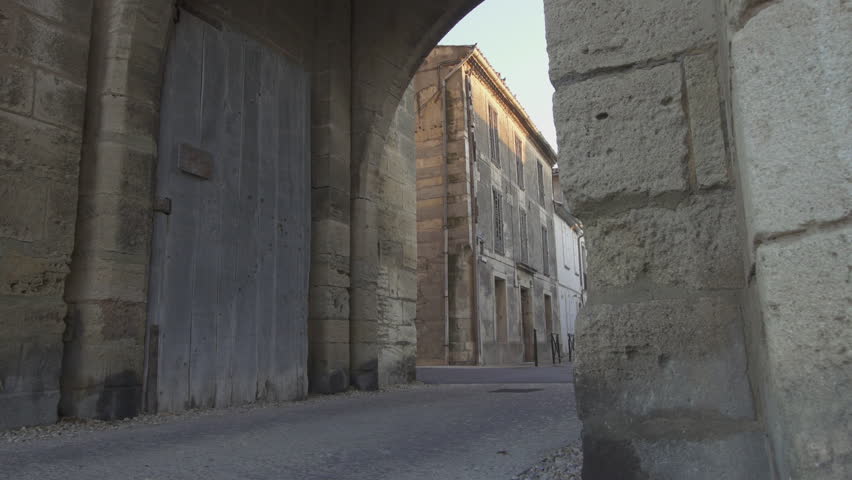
xmin=0 ymin=0 xmax=847 ymax=479
xmin=56 ymin=0 xmax=489 ymax=413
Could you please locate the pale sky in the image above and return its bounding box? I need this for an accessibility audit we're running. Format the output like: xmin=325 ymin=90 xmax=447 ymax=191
xmin=441 ymin=0 xmax=557 ymax=151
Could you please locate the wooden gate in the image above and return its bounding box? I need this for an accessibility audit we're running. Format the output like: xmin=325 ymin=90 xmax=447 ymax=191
xmin=145 ymin=11 xmax=310 ymax=412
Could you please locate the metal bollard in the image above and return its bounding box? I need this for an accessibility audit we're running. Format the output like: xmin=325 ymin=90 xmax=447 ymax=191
xmin=533 ymin=328 xmax=538 ymax=367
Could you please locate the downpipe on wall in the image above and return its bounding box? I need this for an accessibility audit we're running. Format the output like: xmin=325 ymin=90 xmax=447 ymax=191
xmin=439 ymin=50 xmax=477 ymax=364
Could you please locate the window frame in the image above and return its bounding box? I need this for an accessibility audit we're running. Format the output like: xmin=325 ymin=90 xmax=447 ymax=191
xmin=492 ymin=188 xmax=504 ymax=255
xmin=519 ymin=208 xmax=528 ymax=264
xmin=537 ymin=162 xmax=545 ymax=203
xmin=488 ymin=105 xmax=500 ymax=168
xmin=514 ymin=136 xmax=524 ymax=189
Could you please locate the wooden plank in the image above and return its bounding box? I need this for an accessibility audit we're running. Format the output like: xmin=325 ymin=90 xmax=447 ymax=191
xmin=188 ymin=22 xmax=226 ymax=409
xmin=155 ymin=11 xmax=204 ymax=413
xmin=229 ymin=39 xmax=261 ymax=406
xmin=273 ymin=58 xmax=311 ymax=400
xmin=254 ymin=45 xmax=279 ymax=401
xmin=214 ymin=29 xmax=245 ymax=408
xmin=296 ymin=65 xmax=311 ymax=395
xmin=153 ymin=12 xmax=312 ymax=410
xmin=272 ymin=57 xmax=292 ymax=399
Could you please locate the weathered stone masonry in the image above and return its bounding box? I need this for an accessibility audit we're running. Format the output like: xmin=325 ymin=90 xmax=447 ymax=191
xmin=0 ymin=0 xmax=473 ymax=424
xmin=546 ymin=0 xmax=850 ymax=478
xmin=0 ymin=1 xmax=848 ymax=479
xmin=0 ymin=0 xmax=93 ymax=428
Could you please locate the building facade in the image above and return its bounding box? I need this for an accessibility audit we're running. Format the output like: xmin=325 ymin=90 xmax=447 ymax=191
xmin=414 ymin=46 xmax=560 ymax=366
xmin=552 ymin=169 xmax=586 ymax=355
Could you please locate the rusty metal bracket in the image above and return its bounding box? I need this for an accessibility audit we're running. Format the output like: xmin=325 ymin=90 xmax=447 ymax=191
xmin=154 ymin=196 xmax=172 ymax=215
xmin=178 ymin=143 xmax=214 ymax=179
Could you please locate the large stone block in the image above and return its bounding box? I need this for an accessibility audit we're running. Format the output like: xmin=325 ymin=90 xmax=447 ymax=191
xmin=44 ymin=181 xmax=78 ymax=254
xmin=554 ymin=62 xmax=688 ymax=211
xmin=586 ymin=190 xmax=743 ymax=291
xmin=310 ymin=253 xmax=350 ymax=288
xmin=0 ymin=298 xmax=66 ymax=380
xmin=92 ymin=94 xmax=158 ymax=144
xmin=545 ymin=0 xmax=717 ymax=79
xmin=0 ymin=176 xmax=48 ymax=242
xmin=34 ymin=70 xmax=85 ymax=129
xmin=311 ymin=186 xmax=349 ymax=224
xmin=756 ymin=226 xmax=851 ymax=479
xmin=14 ymin=0 xmax=93 ymax=33
xmin=732 ymin=0 xmax=852 ymax=239
xmin=575 ymin=295 xmax=754 ymax=420
xmin=61 ymin=300 xmax=146 ymax=391
xmin=583 ymin=426 xmax=769 ymax=480
xmin=0 ymin=298 xmax=65 ymax=429
xmin=0 ymin=391 xmax=60 ymax=430
xmin=0 ymin=255 xmax=68 ymax=296
xmin=0 ymin=4 xmax=11 ymax=51
xmin=308 ymin=285 xmax=349 ymax=321
xmin=0 ymin=110 xmax=80 ymax=183
xmin=73 ymin=194 xmax=152 ymax=256
xmin=0 ymin=61 xmax=33 ymax=114
xmin=12 ymin=11 xmax=89 ymax=82
xmin=684 ymin=53 xmax=727 ymax=188
xmin=311 ymin=218 xmax=350 ymax=257
xmin=77 ymin=141 xmax=155 ymax=200
xmin=63 ymin=255 xmax=148 ymax=303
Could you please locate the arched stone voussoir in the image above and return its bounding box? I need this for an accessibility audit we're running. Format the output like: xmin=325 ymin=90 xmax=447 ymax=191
xmin=347 ymin=0 xmax=482 ymax=390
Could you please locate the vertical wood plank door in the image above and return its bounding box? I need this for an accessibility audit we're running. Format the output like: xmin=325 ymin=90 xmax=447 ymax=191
xmin=146 ymin=11 xmax=310 ymax=413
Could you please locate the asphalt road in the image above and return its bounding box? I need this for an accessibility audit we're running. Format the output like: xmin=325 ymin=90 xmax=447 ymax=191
xmin=416 ymin=364 xmax=573 ymax=384
xmin=0 ymin=365 xmax=578 ymax=480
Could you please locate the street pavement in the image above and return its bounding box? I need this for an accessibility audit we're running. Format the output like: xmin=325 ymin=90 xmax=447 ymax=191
xmin=0 ymin=365 xmax=578 ymax=480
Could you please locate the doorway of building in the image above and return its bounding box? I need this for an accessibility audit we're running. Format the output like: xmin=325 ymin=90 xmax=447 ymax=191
xmin=520 ymin=287 xmax=533 ymax=362
xmin=495 ymin=277 xmax=508 ymax=345
xmin=145 ymin=11 xmax=310 ymax=413
xmin=544 ymin=294 xmax=553 ymax=335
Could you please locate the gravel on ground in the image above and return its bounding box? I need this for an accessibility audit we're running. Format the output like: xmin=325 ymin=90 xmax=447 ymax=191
xmin=513 ymin=442 xmax=583 ymax=480
xmin=1 ymin=382 xmax=433 ymax=444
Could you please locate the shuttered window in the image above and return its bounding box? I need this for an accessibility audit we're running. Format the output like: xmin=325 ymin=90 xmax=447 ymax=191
xmin=488 ymin=105 xmax=500 ymax=167
xmin=519 ymin=209 xmax=528 ymax=264
xmin=542 ymin=226 xmax=549 ymax=276
xmin=493 ymin=188 xmax=504 ymax=255
xmin=515 ymin=137 xmax=524 ymax=189
xmin=537 ymin=162 xmax=545 ymax=203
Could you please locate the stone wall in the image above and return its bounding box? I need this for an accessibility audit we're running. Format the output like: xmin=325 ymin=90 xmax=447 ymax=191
xmin=348 ymin=0 xmax=480 ymax=388
xmin=375 ymin=84 xmax=417 ymax=386
xmin=412 ymin=47 xmax=469 ymax=366
xmin=727 ymin=1 xmax=851 ymax=478
xmin=413 ymin=47 xmax=484 ymax=366
xmin=61 ymin=0 xmax=172 ymax=421
xmin=307 ymin=0 xmax=352 ymax=394
xmin=0 ymin=0 xmax=93 ymax=429
xmin=545 ymin=0 xmax=770 ymax=478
